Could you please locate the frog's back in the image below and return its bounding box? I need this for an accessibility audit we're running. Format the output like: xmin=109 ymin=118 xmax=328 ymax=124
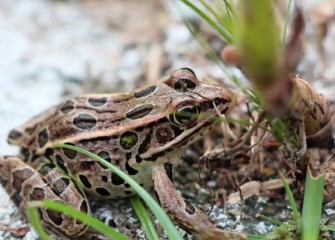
xmin=7 ymin=94 xmax=133 ymax=156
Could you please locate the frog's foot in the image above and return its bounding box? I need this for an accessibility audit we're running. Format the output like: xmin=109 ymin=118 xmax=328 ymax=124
xmin=0 ymin=156 xmax=90 ymax=238
xmin=152 ymin=165 xmax=247 ymax=240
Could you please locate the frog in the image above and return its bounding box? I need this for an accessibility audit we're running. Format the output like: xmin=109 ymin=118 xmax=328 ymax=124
xmin=0 ymin=68 xmax=245 ymax=240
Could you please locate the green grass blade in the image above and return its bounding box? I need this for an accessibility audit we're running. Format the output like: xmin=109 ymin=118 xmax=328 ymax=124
xmin=26 ymin=206 xmax=53 ymax=240
xmin=282 ymin=0 xmax=293 ymax=48
xmin=54 ymin=143 xmax=183 ymax=240
xmin=280 ymin=172 xmax=301 ymax=225
xmin=29 ymin=201 xmax=129 ymax=240
xmin=247 ymin=234 xmax=272 ymax=240
xmin=322 ymin=225 xmax=335 ymax=231
xmin=180 ymin=0 xmax=233 ymax=43
xmin=301 ymin=169 xmax=324 ymax=240
xmin=223 ymin=0 xmax=237 ymax=19
xmin=198 ymin=0 xmax=224 ymax=26
xmin=198 ymin=0 xmax=234 ymax=37
xmin=130 ymin=196 xmax=159 ymax=240
xmin=259 ymin=214 xmax=282 ymax=226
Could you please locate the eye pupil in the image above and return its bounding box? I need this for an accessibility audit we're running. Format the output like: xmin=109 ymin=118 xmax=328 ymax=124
xmin=174 ymin=78 xmax=196 ymax=91
xmin=171 ymin=103 xmax=199 ymax=126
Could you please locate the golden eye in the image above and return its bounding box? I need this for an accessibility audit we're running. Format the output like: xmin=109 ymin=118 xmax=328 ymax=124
xmin=170 ymin=103 xmax=199 ymax=126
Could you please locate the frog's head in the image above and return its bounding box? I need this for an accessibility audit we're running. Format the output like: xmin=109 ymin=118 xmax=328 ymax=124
xmin=163 ymin=68 xmax=235 ymax=129
xmin=138 ymin=68 xmax=236 ymax=162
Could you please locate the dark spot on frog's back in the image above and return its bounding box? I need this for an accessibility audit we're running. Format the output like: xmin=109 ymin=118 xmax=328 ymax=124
xmin=111 ymin=172 xmax=124 ymax=185
xmin=8 ymin=129 xmax=22 ymax=142
xmin=60 ymin=100 xmax=75 ymax=114
xmin=21 ymin=147 xmax=30 ymax=161
xmin=97 ymin=151 xmax=112 ymax=162
xmin=97 ymin=151 xmax=111 ymax=169
xmin=80 ymin=161 xmax=95 ymax=170
xmin=80 ymin=200 xmax=88 ymax=213
xmin=96 ymin=187 xmax=110 ymax=196
xmin=11 ymin=192 xmax=23 ymax=207
xmin=88 ymin=97 xmax=107 ymax=107
xmin=46 ymin=209 xmax=63 ymax=225
xmin=101 ymin=175 xmax=108 ymax=182
xmin=55 ymin=155 xmax=68 ymax=174
xmin=53 ymin=177 xmax=70 ymax=195
xmin=120 ymin=131 xmax=138 ymax=150
xmin=138 ymin=130 xmax=152 ymax=154
xmin=62 ymin=142 xmax=77 ymax=159
xmin=73 ymin=113 xmax=97 ymax=130
xmin=134 ymin=85 xmax=156 ymax=98
xmin=125 ymin=160 xmax=138 ymax=175
xmin=29 ymin=187 xmax=45 ymax=201
xmin=79 ymin=175 xmax=92 ymax=188
xmin=156 ymin=127 xmax=174 ymax=145
xmin=125 ymin=104 xmax=153 ymax=120
xmin=38 ymin=128 xmax=49 ymax=148
xmin=25 ymin=125 xmax=37 ymax=135
xmin=13 ymin=168 xmax=35 ymax=192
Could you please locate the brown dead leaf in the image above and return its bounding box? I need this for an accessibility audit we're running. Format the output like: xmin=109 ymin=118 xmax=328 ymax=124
xmin=228 ymin=178 xmax=293 ymax=204
xmin=284 ymin=8 xmax=305 ymax=72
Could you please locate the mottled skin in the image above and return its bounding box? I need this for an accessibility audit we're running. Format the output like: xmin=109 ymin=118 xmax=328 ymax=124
xmin=0 ymin=69 xmax=245 ymax=239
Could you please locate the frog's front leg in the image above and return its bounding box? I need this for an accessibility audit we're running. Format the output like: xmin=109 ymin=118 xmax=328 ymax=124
xmin=152 ymin=165 xmax=247 ymax=240
xmin=0 ymin=156 xmax=90 ymax=239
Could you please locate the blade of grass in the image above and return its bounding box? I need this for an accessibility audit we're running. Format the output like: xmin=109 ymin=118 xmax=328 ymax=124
xmin=198 ymin=0 xmax=225 ymax=27
xmin=214 ymin=0 xmax=236 ymax=35
xmin=223 ymin=0 xmax=237 ymax=20
xmin=280 ymin=172 xmax=301 ymax=225
xmin=198 ymin=0 xmax=234 ymax=36
xmin=28 ymin=201 xmax=129 ymax=240
xmin=130 ymin=196 xmax=159 ymax=240
xmin=247 ymin=234 xmax=272 ymax=240
xmin=54 ymin=143 xmax=183 ymax=240
xmin=180 ymin=0 xmax=233 ymax=43
xmin=322 ymin=225 xmax=335 ymax=232
xmin=26 ymin=206 xmax=53 ymax=240
xmin=301 ymin=168 xmax=324 ymax=240
xmin=259 ymin=214 xmax=282 ymax=226
xmin=282 ymin=0 xmax=293 ymax=49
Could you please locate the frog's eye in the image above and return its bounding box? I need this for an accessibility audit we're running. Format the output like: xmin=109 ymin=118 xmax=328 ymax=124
xmin=170 ymin=102 xmax=199 ymax=126
xmin=174 ymin=78 xmax=196 ymax=91
xmin=165 ymin=69 xmax=199 ymax=91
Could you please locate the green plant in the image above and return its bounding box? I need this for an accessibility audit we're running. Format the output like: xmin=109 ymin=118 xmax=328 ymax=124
xmin=179 ymin=0 xmax=333 ymax=239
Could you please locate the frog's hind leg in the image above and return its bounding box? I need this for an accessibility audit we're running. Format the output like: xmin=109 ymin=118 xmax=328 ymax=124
xmin=152 ymin=165 xmax=247 ymax=240
xmin=0 ymin=155 xmax=89 ymax=238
